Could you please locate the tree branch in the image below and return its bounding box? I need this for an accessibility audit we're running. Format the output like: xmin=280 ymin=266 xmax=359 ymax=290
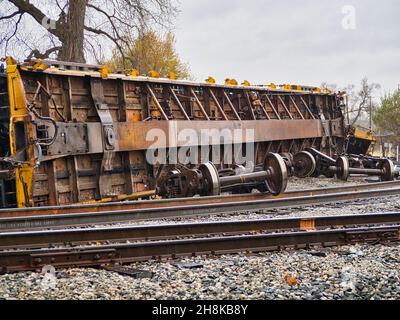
xmin=0 ymin=10 xmax=22 ymax=20
xmin=87 ymin=3 xmax=132 ymax=29
xmin=86 ymin=4 xmax=124 ymax=42
xmin=27 ymin=46 xmax=62 ymax=59
xmin=5 ymin=12 xmax=24 ymax=53
xmin=84 ymin=25 xmax=126 ymax=60
xmin=7 ymin=0 xmax=61 ymax=37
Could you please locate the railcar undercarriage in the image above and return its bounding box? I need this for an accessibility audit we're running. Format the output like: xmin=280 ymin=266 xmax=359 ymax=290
xmin=0 ymin=57 xmax=395 ymax=208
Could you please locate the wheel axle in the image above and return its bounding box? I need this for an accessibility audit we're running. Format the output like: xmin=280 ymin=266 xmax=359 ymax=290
xmin=330 ymin=157 xmax=395 ymax=182
xmin=157 ymin=153 xmax=288 ymax=198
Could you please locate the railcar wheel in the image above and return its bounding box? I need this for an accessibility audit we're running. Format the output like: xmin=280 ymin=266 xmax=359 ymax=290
xmin=263 ymin=153 xmax=288 ymax=196
xmin=380 ymin=159 xmax=395 ymax=181
xmin=336 ymin=156 xmax=350 ymax=181
xmin=199 ymin=162 xmax=221 ymax=196
xmin=293 ymin=151 xmax=317 ymax=178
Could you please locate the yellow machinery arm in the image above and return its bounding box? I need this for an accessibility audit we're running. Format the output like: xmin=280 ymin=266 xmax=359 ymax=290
xmin=5 ymin=57 xmax=35 ymax=207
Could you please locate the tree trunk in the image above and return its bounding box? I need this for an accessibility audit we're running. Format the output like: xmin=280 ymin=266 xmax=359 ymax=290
xmin=58 ymin=0 xmax=88 ymax=63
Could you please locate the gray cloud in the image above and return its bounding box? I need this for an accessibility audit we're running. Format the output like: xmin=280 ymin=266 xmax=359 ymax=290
xmin=174 ymin=0 xmax=400 ymax=93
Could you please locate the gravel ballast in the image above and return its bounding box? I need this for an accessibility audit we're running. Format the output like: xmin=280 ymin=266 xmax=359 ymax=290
xmin=0 ymin=177 xmax=399 ymax=300
xmin=0 ymin=244 xmax=399 ymax=300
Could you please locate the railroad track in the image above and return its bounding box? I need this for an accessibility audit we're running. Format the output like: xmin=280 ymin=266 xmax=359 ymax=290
xmin=0 ymin=213 xmax=399 ymax=273
xmin=0 ymin=181 xmax=399 ymax=273
xmin=2 ymin=180 xmax=400 ymax=218
xmin=1 ymin=182 xmax=400 ymax=232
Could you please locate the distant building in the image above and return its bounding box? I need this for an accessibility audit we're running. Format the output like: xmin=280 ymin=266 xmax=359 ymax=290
xmin=372 ymin=132 xmax=399 ymax=161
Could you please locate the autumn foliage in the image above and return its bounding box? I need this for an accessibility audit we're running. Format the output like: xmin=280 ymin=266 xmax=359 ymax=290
xmin=107 ymin=31 xmax=191 ymax=80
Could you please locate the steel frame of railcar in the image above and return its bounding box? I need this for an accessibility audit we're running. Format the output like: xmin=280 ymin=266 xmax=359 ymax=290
xmin=0 ymin=58 xmax=346 ymax=208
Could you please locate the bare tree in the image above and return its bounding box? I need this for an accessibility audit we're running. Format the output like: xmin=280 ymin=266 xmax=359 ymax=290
xmin=345 ymin=78 xmax=381 ymax=127
xmin=0 ymin=0 xmax=177 ymax=63
xmin=320 ymin=82 xmax=338 ymax=92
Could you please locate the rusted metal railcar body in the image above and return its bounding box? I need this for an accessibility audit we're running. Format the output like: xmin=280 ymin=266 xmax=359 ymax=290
xmin=0 ymin=58 xmax=346 ymax=208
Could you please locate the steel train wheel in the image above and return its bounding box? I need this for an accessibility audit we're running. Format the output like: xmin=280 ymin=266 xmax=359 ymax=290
xmin=199 ymin=162 xmax=221 ymax=196
xmin=293 ymin=151 xmax=317 ymax=178
xmin=336 ymin=156 xmax=350 ymax=181
xmin=380 ymin=159 xmax=395 ymax=182
xmin=263 ymin=153 xmax=288 ymax=196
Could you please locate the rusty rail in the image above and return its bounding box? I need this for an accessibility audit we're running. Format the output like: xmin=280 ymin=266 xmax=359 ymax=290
xmin=1 ymin=213 xmax=400 ymax=249
xmin=1 ymin=224 xmax=399 ymax=273
xmin=1 ymin=180 xmax=400 ymax=218
xmin=0 ymin=185 xmax=400 ymax=232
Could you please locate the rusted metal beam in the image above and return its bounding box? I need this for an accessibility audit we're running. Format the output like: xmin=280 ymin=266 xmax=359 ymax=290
xmin=41 ymin=75 xmax=59 ymax=206
xmin=146 ymin=84 xmax=169 ymax=120
xmin=67 ymin=157 xmax=80 ymax=203
xmin=299 ymin=96 xmax=316 ymax=119
xmin=223 ymin=92 xmax=241 ymax=121
xmin=264 ymin=94 xmax=281 ymax=120
xmin=62 ymin=77 xmax=81 ymax=203
xmin=89 ymin=78 xmax=115 ymax=198
xmin=190 ymin=88 xmax=210 ymax=120
xmin=209 ymin=89 xmax=229 ymax=121
xmin=244 ymin=92 xmax=257 ymax=120
xmin=260 ymin=100 xmax=271 ymax=120
xmin=277 ymin=96 xmax=294 ymax=120
xmin=169 ymin=87 xmax=191 ymax=121
xmin=289 ymin=96 xmax=305 ymax=120
xmin=40 ymin=119 xmax=328 ymax=160
xmin=87 ymin=120 xmax=326 ymax=153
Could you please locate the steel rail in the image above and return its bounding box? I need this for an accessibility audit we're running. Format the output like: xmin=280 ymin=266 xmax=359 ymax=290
xmin=0 ymin=187 xmax=400 ymax=232
xmin=1 ymin=213 xmax=400 ymax=249
xmin=1 ymin=225 xmax=399 ymax=273
xmin=1 ymin=180 xmax=399 ymax=218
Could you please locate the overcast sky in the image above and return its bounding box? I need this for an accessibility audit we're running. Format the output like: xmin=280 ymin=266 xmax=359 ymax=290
xmin=174 ymin=0 xmax=400 ymax=94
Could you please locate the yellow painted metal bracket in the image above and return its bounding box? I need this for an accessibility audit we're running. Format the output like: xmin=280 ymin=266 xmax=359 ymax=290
xmin=225 ymin=78 xmax=238 ymax=86
xmin=100 ymin=65 xmax=110 ymax=79
xmin=130 ymin=69 xmax=140 ymax=77
xmin=6 ymin=57 xmax=35 ymax=208
xmin=148 ymin=70 xmax=160 ymax=78
xmin=169 ymin=72 xmax=177 ymax=80
xmin=206 ymin=76 xmax=216 ymax=84
xmin=81 ymin=190 xmax=156 ymax=205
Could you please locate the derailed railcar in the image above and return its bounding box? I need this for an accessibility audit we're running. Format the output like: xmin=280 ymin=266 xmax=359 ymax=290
xmin=0 ymin=57 xmax=347 ymax=208
xmin=346 ymin=127 xmax=376 ymax=156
